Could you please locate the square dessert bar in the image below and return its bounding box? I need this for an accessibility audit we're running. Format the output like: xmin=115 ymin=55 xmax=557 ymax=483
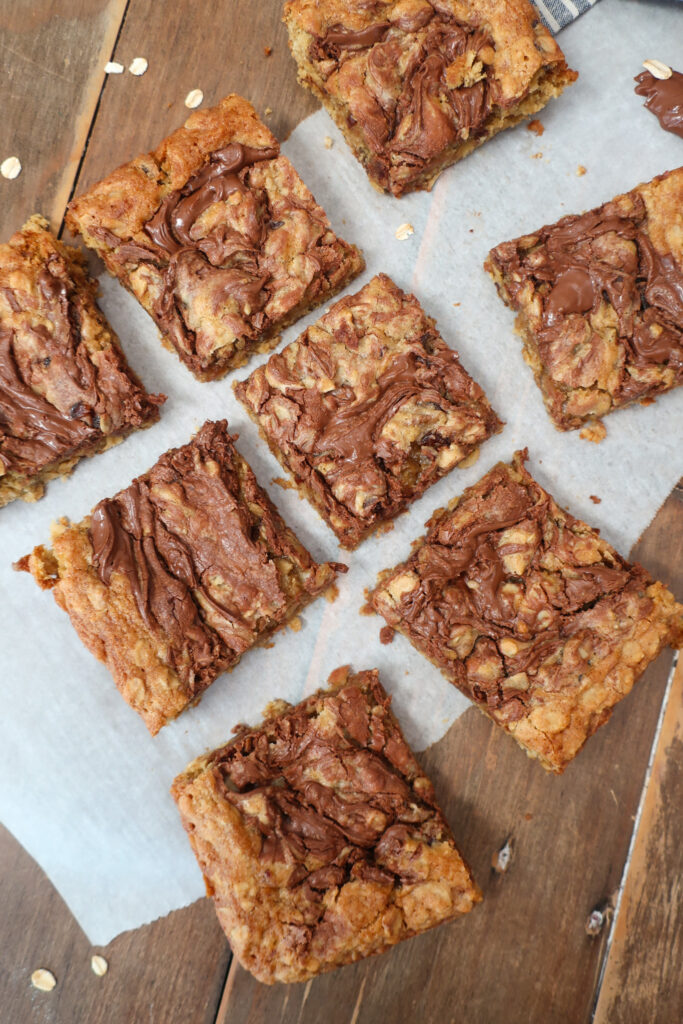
xmin=485 ymin=167 xmax=683 ymax=431
xmin=283 ymin=0 xmax=577 ymax=197
xmin=235 ymin=274 xmax=501 ymax=548
xmin=66 ymin=95 xmax=364 ymax=381
xmin=172 ymin=665 xmax=481 ymax=984
xmin=20 ymin=421 xmax=344 ymax=735
xmin=0 ymin=215 xmax=163 ymax=508
xmin=371 ymin=451 xmax=683 ymax=772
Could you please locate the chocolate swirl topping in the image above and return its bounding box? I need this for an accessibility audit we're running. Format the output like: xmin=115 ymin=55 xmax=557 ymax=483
xmin=313 ymin=8 xmax=496 ymax=186
xmin=208 ymin=672 xmax=447 ymax=887
xmin=635 ymin=69 xmax=683 ymax=139
xmin=88 ymin=421 xmax=339 ymax=691
xmin=492 ymin=194 xmax=683 ymax=384
xmin=0 ymin=255 xmax=161 ymax=479
xmin=378 ymin=455 xmax=652 ymax=721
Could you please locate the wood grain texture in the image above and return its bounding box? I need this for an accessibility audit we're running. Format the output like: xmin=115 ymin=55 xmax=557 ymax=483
xmin=216 ymin=487 xmax=683 ymax=1024
xmin=0 ymin=0 xmax=127 ymax=241
xmin=593 ymin=654 xmax=683 ymax=1023
xmin=0 ymin=822 xmax=230 ymax=1024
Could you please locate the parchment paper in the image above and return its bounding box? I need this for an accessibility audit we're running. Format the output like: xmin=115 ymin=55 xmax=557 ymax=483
xmin=1 ymin=0 xmax=682 ymax=945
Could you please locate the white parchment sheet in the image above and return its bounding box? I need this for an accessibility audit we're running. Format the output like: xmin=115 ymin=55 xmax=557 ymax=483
xmin=1 ymin=0 xmax=682 ymax=945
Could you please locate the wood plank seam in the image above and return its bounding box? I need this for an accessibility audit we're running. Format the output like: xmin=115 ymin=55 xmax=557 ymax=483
xmin=589 ymin=650 xmax=680 ymax=1021
xmin=57 ymin=0 xmax=133 ymax=239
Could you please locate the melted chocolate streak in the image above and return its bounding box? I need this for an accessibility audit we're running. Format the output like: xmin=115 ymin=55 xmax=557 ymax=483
xmin=508 ymin=200 xmax=683 ymax=369
xmin=0 ymin=268 xmax=101 ymax=473
xmin=112 ymin=144 xmax=278 ymax=348
xmin=635 ymin=69 xmax=683 ymax=139
xmin=396 ymin=470 xmax=642 ymax=713
xmin=212 ymin=684 xmax=439 ymax=902
xmin=317 ymin=11 xmax=495 ymax=163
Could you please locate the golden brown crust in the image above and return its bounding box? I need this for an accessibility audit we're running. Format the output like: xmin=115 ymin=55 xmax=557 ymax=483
xmin=67 ymin=95 xmax=364 ymax=379
xmin=21 ymin=421 xmax=344 ymax=735
xmin=0 ymin=215 xmax=163 ymax=508
xmin=371 ymin=451 xmax=683 ymax=772
xmin=485 ymin=168 xmax=683 ymax=431
xmin=172 ymin=666 xmax=481 ymax=983
xmin=283 ymin=0 xmax=576 ymax=195
xmin=235 ymin=273 xmax=502 ymax=548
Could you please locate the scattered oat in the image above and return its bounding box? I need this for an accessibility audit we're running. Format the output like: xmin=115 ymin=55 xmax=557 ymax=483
xmin=184 ymin=89 xmax=203 ymax=109
xmin=395 ymin=222 xmax=414 ymax=241
xmin=128 ymin=57 xmax=148 ymax=76
xmin=91 ymin=955 xmax=108 ymax=977
xmin=531 ymin=152 xmax=543 ymax=160
xmin=585 ymin=900 xmax=613 ymax=936
xmin=1 ymin=156 xmax=21 ymax=180
xmin=492 ymin=837 xmax=513 ymax=874
xmin=324 ymin=136 xmax=334 ymax=149
xmin=31 ymin=969 xmax=56 ymax=992
xmin=264 ymin=46 xmax=273 ymax=57
xmin=580 ymin=419 xmax=607 ymax=444
xmin=642 ymin=59 xmax=672 ymax=81
xmin=104 ymin=61 xmax=124 ymax=74
xmin=452 ymin=301 xmax=461 ymax=307
xmin=527 ymin=119 xmax=544 ymax=136
xmin=264 ymin=107 xmax=273 ymax=117
xmin=577 ymin=164 xmax=587 ymax=177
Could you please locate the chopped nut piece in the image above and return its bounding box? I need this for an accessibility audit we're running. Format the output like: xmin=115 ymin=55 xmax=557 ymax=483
xmin=184 ymin=88 xmax=203 ymax=109
xmin=395 ymin=222 xmax=414 ymax=240
xmin=128 ymin=57 xmax=148 ymax=76
xmin=1 ymin=156 xmax=21 ymax=180
xmin=642 ymin=59 xmax=672 ymax=80
xmin=264 ymin=106 xmax=273 ymax=116
xmin=91 ymin=955 xmax=108 ymax=977
xmin=31 ymin=969 xmax=56 ymax=992
xmin=264 ymin=45 xmax=273 ymax=56
xmin=104 ymin=61 xmax=124 ymax=74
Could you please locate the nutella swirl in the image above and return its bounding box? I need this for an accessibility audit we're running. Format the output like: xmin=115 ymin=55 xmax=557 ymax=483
xmin=635 ymin=69 xmax=683 ymax=139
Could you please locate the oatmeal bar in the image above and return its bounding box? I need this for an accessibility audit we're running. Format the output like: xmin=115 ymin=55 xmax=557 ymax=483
xmin=19 ymin=421 xmax=344 ymax=735
xmin=485 ymin=167 xmax=683 ymax=431
xmin=235 ymin=274 xmax=501 ymax=548
xmin=66 ymin=95 xmax=364 ymax=381
xmin=0 ymin=215 xmax=163 ymax=508
xmin=370 ymin=451 xmax=683 ymax=772
xmin=172 ymin=665 xmax=481 ymax=984
xmin=283 ymin=0 xmax=577 ymax=197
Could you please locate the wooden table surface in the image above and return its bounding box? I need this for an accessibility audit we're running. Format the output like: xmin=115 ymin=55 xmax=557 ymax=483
xmin=1 ymin=3 xmax=681 ymax=1022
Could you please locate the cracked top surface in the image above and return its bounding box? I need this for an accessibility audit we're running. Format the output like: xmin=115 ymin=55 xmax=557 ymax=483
xmin=284 ymin=0 xmax=574 ymax=194
xmin=67 ymin=95 xmax=362 ymax=379
xmin=236 ymin=274 xmax=501 ymax=548
xmin=486 ymin=167 xmax=683 ymax=429
xmin=371 ymin=451 xmax=683 ymax=770
xmin=0 ymin=216 xmax=162 ymax=485
xmin=172 ymin=666 xmax=480 ymax=983
xmin=24 ymin=421 xmax=342 ymax=734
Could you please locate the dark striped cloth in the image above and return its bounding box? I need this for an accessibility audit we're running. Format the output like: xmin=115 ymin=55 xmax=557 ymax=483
xmin=532 ymin=0 xmax=599 ymax=32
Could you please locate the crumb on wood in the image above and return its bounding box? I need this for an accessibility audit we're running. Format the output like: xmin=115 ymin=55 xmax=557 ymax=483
xmin=579 ymin=419 xmax=607 ymax=444
xmin=527 ymin=119 xmax=544 ymax=136
xmin=589 ymin=495 xmax=602 ymax=504
xmin=264 ymin=46 xmax=273 ymax=56
xmin=264 ymin=107 xmax=273 ymax=117
xmin=492 ymin=837 xmax=513 ymax=874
